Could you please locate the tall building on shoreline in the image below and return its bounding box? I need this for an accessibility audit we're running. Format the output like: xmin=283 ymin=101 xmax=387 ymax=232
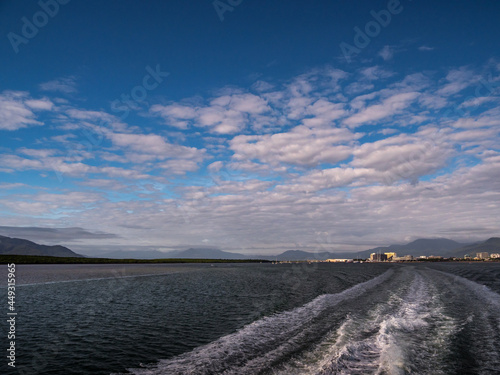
xmin=370 ymin=253 xmax=388 ymax=262
xmin=384 ymin=252 xmax=397 ymax=260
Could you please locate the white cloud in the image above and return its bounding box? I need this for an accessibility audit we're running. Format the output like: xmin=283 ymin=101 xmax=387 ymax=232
xmin=418 ymin=93 xmax=448 ymax=109
xmin=207 ymin=161 xmax=223 ymax=172
xmin=106 ymin=132 xmax=206 ymax=172
xmin=379 ymin=128 xmax=398 ymax=135
xmin=151 ymin=93 xmax=271 ymax=134
xmin=345 ymin=82 xmax=375 ymax=95
xmin=98 ymin=166 xmax=150 ymax=180
xmin=378 ymin=45 xmax=394 ymax=61
xmin=110 ymin=133 xmax=173 ymax=155
xmin=360 ymin=66 xmax=395 ymax=81
xmin=39 ymin=77 xmax=78 ymax=94
xmin=212 ymin=93 xmax=269 ymax=114
xmin=2 ymin=191 xmax=102 ymax=216
xmin=1 ymin=62 xmax=500 ymax=252
xmin=252 ymin=80 xmax=274 ymax=92
xmin=19 ymin=148 xmax=59 ymax=158
xmin=436 ymin=67 xmax=479 ymax=96
xmin=344 ymin=92 xmax=420 ymax=127
xmin=451 ymin=116 xmax=500 ymax=129
xmin=197 ymin=106 xmax=247 ymax=134
xmin=231 ymin=126 xmax=359 ymax=168
xmin=302 ymin=99 xmax=346 ymax=127
xmin=25 ymin=98 xmax=54 ymax=110
xmin=157 ymin=159 xmax=200 ymax=174
xmin=391 ymin=73 xmax=432 ymax=92
xmin=0 ymin=91 xmax=43 ymax=131
xmin=285 ymin=96 xmax=314 ymax=120
xmin=450 ymin=128 xmax=499 ymax=142
xmin=0 ymin=154 xmax=44 ymax=171
xmin=150 ymin=103 xmax=197 ymax=129
xmin=352 ymin=140 xmax=452 ymax=184
xmin=0 ymin=183 xmax=26 ymax=190
xmin=277 ymin=167 xmax=372 ymax=193
xmin=460 ymin=96 xmax=498 ymax=108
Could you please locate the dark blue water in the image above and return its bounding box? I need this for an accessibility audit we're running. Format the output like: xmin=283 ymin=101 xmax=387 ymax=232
xmin=1 ymin=262 xmax=499 ymax=374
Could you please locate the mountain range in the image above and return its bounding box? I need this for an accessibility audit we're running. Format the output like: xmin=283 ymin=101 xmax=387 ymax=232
xmin=359 ymin=238 xmax=468 ymax=258
xmin=445 ymin=237 xmax=500 ymax=258
xmin=97 ymin=248 xmax=247 ymax=260
xmin=0 ymin=235 xmax=83 ymax=257
xmin=1 ymin=234 xmax=499 ymax=260
xmin=95 ymin=237 xmax=499 ymax=260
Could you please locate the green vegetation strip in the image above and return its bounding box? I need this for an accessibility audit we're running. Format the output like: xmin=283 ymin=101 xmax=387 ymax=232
xmin=0 ymin=255 xmax=269 ymax=265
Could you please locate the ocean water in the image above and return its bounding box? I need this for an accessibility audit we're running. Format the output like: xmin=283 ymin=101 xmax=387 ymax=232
xmin=0 ymin=262 xmax=499 ymax=374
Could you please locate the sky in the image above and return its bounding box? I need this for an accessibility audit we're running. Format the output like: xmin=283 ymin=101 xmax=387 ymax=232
xmin=0 ymin=0 xmax=499 ymax=256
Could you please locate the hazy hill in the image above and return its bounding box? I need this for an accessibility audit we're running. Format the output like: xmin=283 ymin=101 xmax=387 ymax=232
xmin=102 ymin=239 xmax=473 ymax=261
xmin=168 ymin=248 xmax=247 ymax=259
xmin=0 ymin=235 xmax=83 ymax=257
xmin=264 ymin=250 xmax=356 ymax=261
xmin=267 ymin=250 xmax=330 ymax=261
xmin=94 ymin=248 xmax=247 ymax=260
xmin=14 ymin=236 xmax=491 ymax=261
xmin=269 ymin=239 xmax=469 ymax=261
xmin=95 ymin=250 xmax=175 ymax=259
xmin=94 ymin=237 xmax=498 ymax=260
xmin=96 ymin=248 xmax=346 ymax=261
xmin=446 ymin=237 xmax=500 ymax=258
xmin=360 ymin=238 xmax=467 ymax=258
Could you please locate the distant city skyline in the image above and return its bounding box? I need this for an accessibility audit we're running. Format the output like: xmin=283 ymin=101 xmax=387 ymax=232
xmin=0 ymin=0 xmax=499 ymax=255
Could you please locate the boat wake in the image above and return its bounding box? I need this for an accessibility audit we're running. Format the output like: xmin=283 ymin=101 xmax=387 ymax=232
xmin=121 ymin=269 xmax=394 ymax=375
xmin=118 ymin=266 xmax=500 ymax=375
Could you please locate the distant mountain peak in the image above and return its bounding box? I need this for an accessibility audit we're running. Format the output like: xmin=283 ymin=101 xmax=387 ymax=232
xmin=0 ymin=235 xmax=82 ymax=257
xmin=362 ymin=238 xmax=468 ymax=258
xmin=484 ymin=237 xmax=500 ymax=243
xmin=445 ymin=236 xmax=500 ymax=258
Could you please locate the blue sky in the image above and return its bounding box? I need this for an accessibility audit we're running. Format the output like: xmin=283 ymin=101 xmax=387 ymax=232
xmin=0 ymin=0 xmax=499 ymax=255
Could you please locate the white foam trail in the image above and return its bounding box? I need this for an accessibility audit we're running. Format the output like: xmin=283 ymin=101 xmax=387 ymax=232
xmin=374 ymin=272 xmax=457 ymax=375
xmin=434 ymin=269 xmax=500 ymax=372
xmin=277 ymin=269 xmax=459 ymax=375
xmin=434 ymin=269 xmax=500 ymax=310
xmin=122 ymin=269 xmax=394 ymax=375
